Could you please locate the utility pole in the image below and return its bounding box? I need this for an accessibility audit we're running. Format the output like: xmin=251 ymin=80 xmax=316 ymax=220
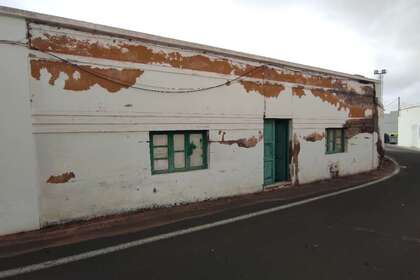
xmin=398 ymin=96 xmax=400 ymax=117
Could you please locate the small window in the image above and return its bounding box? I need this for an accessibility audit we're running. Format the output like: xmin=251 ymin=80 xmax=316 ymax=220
xmin=326 ymin=128 xmax=345 ymax=154
xmin=150 ymin=131 xmax=208 ymax=174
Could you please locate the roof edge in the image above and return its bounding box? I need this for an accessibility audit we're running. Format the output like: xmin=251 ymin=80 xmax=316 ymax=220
xmin=0 ymin=5 xmax=379 ymax=83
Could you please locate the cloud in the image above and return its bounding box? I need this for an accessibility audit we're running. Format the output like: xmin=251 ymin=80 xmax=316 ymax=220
xmin=237 ymin=0 xmax=420 ymax=108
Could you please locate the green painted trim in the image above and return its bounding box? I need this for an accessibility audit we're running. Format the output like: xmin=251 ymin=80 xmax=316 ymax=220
xmin=150 ymin=130 xmax=208 ymax=175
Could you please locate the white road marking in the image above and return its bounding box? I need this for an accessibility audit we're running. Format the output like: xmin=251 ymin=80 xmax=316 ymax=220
xmin=0 ymin=156 xmax=400 ymax=279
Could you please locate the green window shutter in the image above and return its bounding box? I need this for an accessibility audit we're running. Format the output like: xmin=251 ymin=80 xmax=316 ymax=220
xmin=150 ymin=131 xmax=208 ymax=174
xmin=326 ymin=128 xmax=346 ymax=154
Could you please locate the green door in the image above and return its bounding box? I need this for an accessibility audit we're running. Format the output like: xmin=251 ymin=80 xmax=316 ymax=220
xmin=264 ymin=119 xmax=289 ymax=185
xmin=264 ymin=120 xmax=275 ymax=185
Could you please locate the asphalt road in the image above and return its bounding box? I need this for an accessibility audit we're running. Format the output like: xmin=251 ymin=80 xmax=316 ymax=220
xmin=3 ymin=145 xmax=420 ymax=280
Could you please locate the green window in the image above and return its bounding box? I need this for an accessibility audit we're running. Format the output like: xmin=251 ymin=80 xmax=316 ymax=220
xmin=150 ymin=131 xmax=208 ymax=174
xmin=326 ymin=128 xmax=345 ymax=154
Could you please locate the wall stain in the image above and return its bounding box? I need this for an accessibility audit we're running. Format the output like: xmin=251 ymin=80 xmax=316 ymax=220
xmin=372 ymin=98 xmax=385 ymax=166
xmin=30 ymin=59 xmax=143 ymax=93
xmin=344 ymin=118 xmax=374 ymax=139
xmin=304 ymin=132 xmax=325 ymax=142
xmin=240 ymin=80 xmax=285 ymax=97
xmin=29 ymin=27 xmax=374 ymax=95
xmin=47 ymin=172 xmax=75 ymax=184
xmin=216 ymin=131 xmax=263 ymax=148
xmin=329 ymin=162 xmax=339 ymax=178
xmin=376 ymin=137 xmax=385 ymax=164
xmin=361 ymin=85 xmax=374 ymax=96
xmin=292 ymin=134 xmax=300 ymax=185
xmin=292 ymin=86 xmax=305 ymax=98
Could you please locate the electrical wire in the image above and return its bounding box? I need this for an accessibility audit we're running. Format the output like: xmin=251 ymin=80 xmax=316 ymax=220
xmin=400 ymin=103 xmax=420 ymax=111
xmin=0 ymin=39 xmax=27 ymax=46
xmin=383 ymin=98 xmax=399 ymax=108
xmin=0 ymin=39 xmax=266 ymax=94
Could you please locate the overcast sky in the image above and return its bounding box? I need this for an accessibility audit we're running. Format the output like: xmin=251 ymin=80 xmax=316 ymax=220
xmin=1 ymin=0 xmax=419 ymax=111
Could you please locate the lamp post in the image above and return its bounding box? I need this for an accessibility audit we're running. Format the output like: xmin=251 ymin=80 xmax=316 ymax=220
xmin=374 ymin=69 xmax=386 ymax=104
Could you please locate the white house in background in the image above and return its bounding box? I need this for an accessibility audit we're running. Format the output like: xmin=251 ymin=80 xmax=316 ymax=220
xmin=384 ymin=110 xmax=398 ymax=143
xmin=0 ymin=6 xmax=383 ymax=236
xmin=398 ymin=106 xmax=420 ymax=149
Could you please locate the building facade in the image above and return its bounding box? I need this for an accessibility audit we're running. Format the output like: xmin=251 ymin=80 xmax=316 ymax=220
xmin=384 ymin=110 xmax=398 ymax=143
xmin=0 ymin=7 xmax=383 ymax=236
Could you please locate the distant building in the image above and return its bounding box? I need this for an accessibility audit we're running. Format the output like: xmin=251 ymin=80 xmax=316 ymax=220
xmin=384 ymin=111 xmax=398 ymax=143
xmin=398 ymin=106 xmax=420 ymax=148
xmin=0 ymin=6 xmax=383 ymax=236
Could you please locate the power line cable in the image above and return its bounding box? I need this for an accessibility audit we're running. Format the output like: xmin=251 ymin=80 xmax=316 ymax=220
xmin=383 ymin=98 xmax=399 ymax=108
xmin=0 ymin=39 xmax=266 ymax=94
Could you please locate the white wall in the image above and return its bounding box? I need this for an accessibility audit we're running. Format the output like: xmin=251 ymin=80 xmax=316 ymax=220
xmin=398 ymin=107 xmax=420 ymax=149
xmin=0 ymin=16 xmax=40 ymax=235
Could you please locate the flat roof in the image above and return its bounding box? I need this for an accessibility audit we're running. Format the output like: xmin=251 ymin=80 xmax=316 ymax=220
xmin=0 ymin=5 xmax=378 ymax=83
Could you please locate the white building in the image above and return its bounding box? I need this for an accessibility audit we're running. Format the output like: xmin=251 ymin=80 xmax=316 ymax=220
xmin=398 ymin=106 xmax=420 ymax=149
xmin=0 ymin=6 xmax=383 ymax=236
xmin=384 ymin=111 xmax=398 ymax=135
xmin=384 ymin=110 xmax=398 ymax=143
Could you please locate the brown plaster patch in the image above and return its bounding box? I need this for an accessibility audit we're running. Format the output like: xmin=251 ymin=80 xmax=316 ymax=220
xmin=240 ymin=80 xmax=285 ymax=97
xmin=217 ymin=131 xmax=263 ymax=148
xmin=30 ymin=59 xmax=143 ymax=93
xmin=29 ymin=29 xmax=375 ymax=95
xmin=304 ymin=132 xmax=325 ymax=142
xmin=292 ymin=86 xmax=305 ymax=98
xmin=47 ymin=172 xmax=75 ymax=184
xmin=310 ymin=88 xmax=373 ymax=118
xmin=344 ymin=119 xmax=374 ymax=139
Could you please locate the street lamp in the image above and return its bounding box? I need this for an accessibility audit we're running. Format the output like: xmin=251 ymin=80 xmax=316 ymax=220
xmin=374 ymin=69 xmax=387 ymax=103
xmin=374 ymin=69 xmax=387 ymax=75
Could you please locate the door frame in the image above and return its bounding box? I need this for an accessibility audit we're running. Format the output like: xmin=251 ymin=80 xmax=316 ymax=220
xmin=263 ymin=118 xmax=290 ymax=186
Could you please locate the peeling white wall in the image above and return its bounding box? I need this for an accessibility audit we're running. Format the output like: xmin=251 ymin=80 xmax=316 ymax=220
xmin=36 ymin=130 xmax=263 ymax=225
xmin=0 ymin=16 xmax=380 ymax=231
xmin=0 ymin=16 xmax=40 ymax=235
